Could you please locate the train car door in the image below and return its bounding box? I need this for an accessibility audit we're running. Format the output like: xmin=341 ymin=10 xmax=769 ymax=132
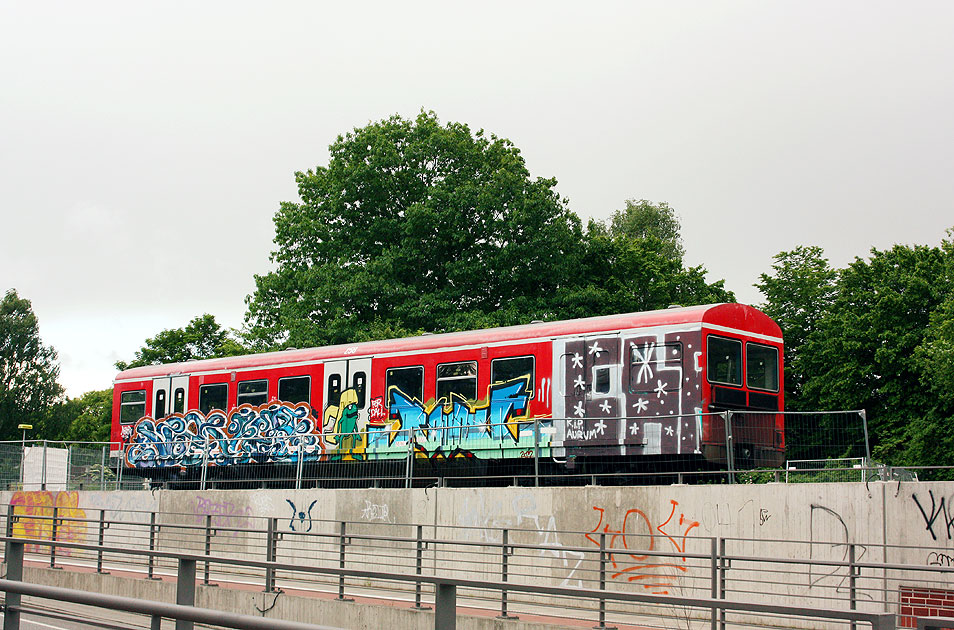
xmin=322 ymin=358 xmax=372 ymax=456
xmin=560 ymin=334 xmax=623 ymax=454
xmin=152 ymin=375 xmax=189 ymax=419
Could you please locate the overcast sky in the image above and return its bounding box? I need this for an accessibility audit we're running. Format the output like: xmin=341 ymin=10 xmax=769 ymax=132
xmin=2 ymin=1 xmax=952 ymax=397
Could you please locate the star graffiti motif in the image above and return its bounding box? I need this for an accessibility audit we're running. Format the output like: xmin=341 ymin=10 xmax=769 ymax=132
xmin=631 ymin=341 xmax=656 ymax=384
xmin=630 ymin=423 xmax=640 ymax=436
xmin=632 ymin=397 xmax=649 ymax=413
xmin=588 ymin=341 xmax=604 ymax=357
xmin=573 ymin=375 xmax=585 ymax=390
xmin=599 ymin=400 xmax=612 ymax=414
xmin=594 ymin=418 xmax=607 ymax=435
xmin=664 ymin=425 xmax=674 ymax=436
xmin=571 ymin=353 xmax=584 ymax=369
xmin=573 ymin=401 xmax=585 ymax=418
xmin=654 ymin=380 xmax=668 ymax=399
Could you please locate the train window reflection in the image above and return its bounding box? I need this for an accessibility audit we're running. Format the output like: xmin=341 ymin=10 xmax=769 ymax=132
xmin=120 ymin=390 xmax=146 ymax=424
xmin=278 ymin=376 xmax=310 ymax=404
xmin=746 ymin=343 xmax=779 ymax=392
xmin=199 ymin=383 xmax=228 ymax=415
xmin=387 ymin=366 xmax=424 ymax=401
xmin=707 ymin=336 xmax=742 ymax=386
xmin=491 ymin=356 xmax=534 ymax=397
xmin=437 ymin=361 xmax=477 ymax=401
xmin=238 ymin=379 xmax=268 ymax=407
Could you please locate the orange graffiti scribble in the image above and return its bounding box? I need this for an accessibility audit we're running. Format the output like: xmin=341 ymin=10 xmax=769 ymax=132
xmin=10 ymin=491 xmax=88 ymax=556
xmin=586 ymin=500 xmax=700 ymax=595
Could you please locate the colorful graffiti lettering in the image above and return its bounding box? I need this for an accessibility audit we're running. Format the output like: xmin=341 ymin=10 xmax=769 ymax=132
xmin=387 ymin=376 xmax=538 ymax=445
xmin=10 ymin=491 xmax=88 ymax=555
xmin=586 ymin=499 xmax=700 ymax=595
xmin=193 ymin=496 xmax=254 ymax=536
xmin=125 ymin=401 xmax=324 ymax=468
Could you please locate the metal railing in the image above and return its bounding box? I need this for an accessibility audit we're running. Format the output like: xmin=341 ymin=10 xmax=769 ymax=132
xmin=4 ymin=503 xmax=952 ymax=629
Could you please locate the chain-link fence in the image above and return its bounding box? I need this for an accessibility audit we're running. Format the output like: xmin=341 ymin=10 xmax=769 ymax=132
xmin=1 ymin=410 xmax=916 ymax=490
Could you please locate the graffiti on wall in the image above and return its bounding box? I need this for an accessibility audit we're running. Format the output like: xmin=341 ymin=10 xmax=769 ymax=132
xmin=808 ymin=504 xmax=870 ymax=596
xmin=912 ymin=490 xmax=954 ymax=542
xmin=193 ymin=496 xmax=253 ymax=536
xmin=286 ymin=499 xmax=317 ymax=532
xmin=585 ymin=499 xmax=700 ymax=595
xmin=10 ymin=491 xmax=88 ymax=555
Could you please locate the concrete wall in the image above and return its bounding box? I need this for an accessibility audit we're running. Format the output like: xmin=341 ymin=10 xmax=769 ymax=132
xmin=3 ymin=481 xmax=953 ymax=629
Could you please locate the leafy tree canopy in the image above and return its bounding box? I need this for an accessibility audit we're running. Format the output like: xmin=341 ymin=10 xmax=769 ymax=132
xmin=0 ymin=289 xmax=64 ymax=441
xmin=245 ymin=110 xmax=586 ymax=348
xmin=246 ymin=112 xmax=732 ymax=349
xmin=116 ymin=314 xmax=247 ymax=371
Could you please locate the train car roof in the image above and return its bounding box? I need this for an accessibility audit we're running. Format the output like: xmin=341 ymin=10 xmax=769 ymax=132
xmin=114 ymin=303 xmax=781 ymax=382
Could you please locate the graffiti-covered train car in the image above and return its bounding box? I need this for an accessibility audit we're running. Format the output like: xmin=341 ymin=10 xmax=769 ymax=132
xmin=111 ymin=303 xmax=784 ymax=482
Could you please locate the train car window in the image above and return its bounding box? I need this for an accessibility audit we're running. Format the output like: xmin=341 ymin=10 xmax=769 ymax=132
xmin=594 ymin=367 xmax=611 ymax=394
xmin=746 ymin=343 xmax=779 ymax=392
xmin=437 ymin=361 xmax=477 ymax=401
xmin=199 ymin=383 xmax=228 ymax=415
xmin=120 ymin=390 xmax=146 ymax=424
xmin=237 ymin=379 xmax=268 ymax=407
xmin=155 ymin=390 xmax=167 ymax=419
xmin=707 ymin=336 xmax=743 ymax=387
xmin=327 ymin=374 xmax=342 ymax=407
xmin=353 ymin=371 xmax=367 ymax=408
xmin=491 ymin=356 xmax=535 ymax=397
xmin=278 ymin=376 xmax=310 ymax=403
xmin=386 ymin=366 xmax=424 ymax=401
xmin=629 ymin=342 xmax=682 ymax=393
xmin=173 ymin=388 xmax=185 ymax=414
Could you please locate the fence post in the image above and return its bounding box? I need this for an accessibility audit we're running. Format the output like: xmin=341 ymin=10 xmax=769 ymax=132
xmin=147 ymin=511 xmax=160 ymax=580
xmin=295 ymin=442 xmax=304 ymax=490
xmin=100 ymin=445 xmax=107 ymax=491
xmin=3 ymin=536 xmax=25 ymax=630
xmin=200 ymin=435 xmax=210 ymax=491
xmin=203 ymin=514 xmax=213 ymax=585
xmin=41 ymin=440 xmax=48 ymax=490
xmin=337 ymin=521 xmax=353 ymax=601
xmin=719 ymin=537 xmax=728 ymax=630
xmin=49 ymin=505 xmax=59 ymax=569
xmin=595 ymin=532 xmax=616 ymax=630
xmin=175 ymin=557 xmax=197 ymax=630
xmin=710 ymin=537 xmax=719 ymax=630
xmin=497 ymin=529 xmax=517 ymax=619
xmin=264 ymin=517 xmax=278 ymax=592
xmin=66 ymin=444 xmax=73 ymax=489
xmin=97 ymin=509 xmax=109 ymax=574
xmin=435 ymin=582 xmax=457 ymax=630
xmin=533 ymin=416 xmax=540 ymax=487
xmin=117 ymin=449 xmax=124 ymax=489
xmin=723 ymin=412 xmax=735 ymax=484
xmin=849 ymin=543 xmax=857 ymax=630
xmin=412 ymin=524 xmax=430 ymax=610
xmin=405 ymin=430 xmax=414 ymax=489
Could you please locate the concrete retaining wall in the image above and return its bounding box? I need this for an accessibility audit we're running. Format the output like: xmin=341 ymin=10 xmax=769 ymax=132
xmin=4 ymin=481 xmax=953 ymax=629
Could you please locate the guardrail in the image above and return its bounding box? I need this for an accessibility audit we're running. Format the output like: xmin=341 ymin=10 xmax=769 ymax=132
xmin=2 ymin=534 xmax=898 ymax=630
xmin=7 ymin=503 xmax=954 ymax=629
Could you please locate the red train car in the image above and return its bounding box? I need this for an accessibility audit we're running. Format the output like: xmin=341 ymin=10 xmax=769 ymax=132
xmin=112 ymin=303 xmax=784 ymax=480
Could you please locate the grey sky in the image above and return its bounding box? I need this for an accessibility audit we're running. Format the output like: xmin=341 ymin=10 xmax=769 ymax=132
xmin=2 ymin=1 xmax=952 ymax=397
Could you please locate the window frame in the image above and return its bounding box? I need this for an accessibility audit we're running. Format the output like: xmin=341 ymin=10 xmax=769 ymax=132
xmin=198 ymin=383 xmax=229 ymax=415
xmin=386 ymin=365 xmax=425 ymax=402
xmin=490 ymin=355 xmax=535 ymax=398
xmin=706 ymin=335 xmax=744 ymax=387
xmin=436 ymin=360 xmax=478 ymax=401
xmin=237 ymin=378 xmax=269 ymax=407
xmin=278 ymin=375 xmax=311 ymax=404
xmin=120 ymin=390 xmax=146 ymax=424
xmin=745 ymin=342 xmax=780 ymax=393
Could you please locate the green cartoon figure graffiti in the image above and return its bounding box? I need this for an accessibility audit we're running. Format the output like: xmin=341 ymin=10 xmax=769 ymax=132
xmin=323 ymin=389 xmax=366 ymax=460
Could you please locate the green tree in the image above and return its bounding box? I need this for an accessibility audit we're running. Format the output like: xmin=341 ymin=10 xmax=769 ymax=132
xmin=116 ymin=314 xmax=247 ymax=371
xmin=64 ymin=389 xmax=112 ymax=442
xmin=245 ymin=110 xmax=585 ymax=348
xmin=602 ymin=199 xmax=685 ymax=262
xmin=0 ymin=289 xmax=64 ymax=441
xmin=755 ymin=246 xmax=838 ymax=409
xmin=798 ymin=241 xmax=952 ymax=466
